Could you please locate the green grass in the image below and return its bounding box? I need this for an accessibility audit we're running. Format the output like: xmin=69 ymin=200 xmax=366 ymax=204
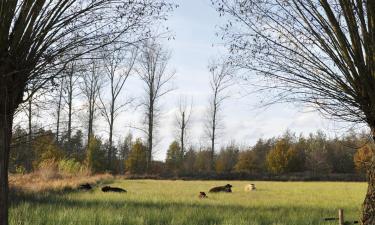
xmin=10 ymin=180 xmax=367 ymax=225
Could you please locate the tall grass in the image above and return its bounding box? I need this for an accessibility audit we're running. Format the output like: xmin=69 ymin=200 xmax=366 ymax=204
xmin=10 ymin=180 xmax=367 ymax=225
xmin=9 ymin=173 xmax=112 ymax=193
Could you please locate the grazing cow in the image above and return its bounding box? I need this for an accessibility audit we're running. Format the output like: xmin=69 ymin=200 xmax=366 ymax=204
xmin=199 ymin=192 xmax=208 ymax=199
xmin=209 ymin=184 xmax=233 ymax=193
xmin=78 ymin=183 xmax=92 ymax=191
xmin=101 ymin=186 xmax=127 ymax=193
xmin=244 ymin=184 xmax=256 ymax=192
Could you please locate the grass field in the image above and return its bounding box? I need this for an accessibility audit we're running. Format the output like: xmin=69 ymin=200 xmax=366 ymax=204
xmin=10 ymin=180 xmax=367 ymax=225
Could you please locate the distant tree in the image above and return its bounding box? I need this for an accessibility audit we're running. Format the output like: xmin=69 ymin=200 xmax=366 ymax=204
xmin=354 ymin=145 xmax=374 ymax=174
xmin=80 ymin=59 xmax=104 ymax=144
xmin=63 ymin=61 xmax=80 ymax=148
xmin=205 ymin=59 xmax=233 ymax=170
xmin=175 ymin=97 xmax=192 ymax=157
xmin=182 ymin=147 xmax=197 ymax=174
xmin=125 ymin=139 xmax=147 ymax=174
xmin=327 ymin=140 xmax=356 ymax=173
xmin=266 ymin=139 xmax=301 ymax=174
xmin=32 ymin=131 xmax=63 ymax=168
xmin=85 ymin=136 xmax=106 ymax=174
xmin=10 ymin=127 xmax=33 ymax=172
xmin=165 ymin=141 xmax=182 ymax=174
xmin=249 ymin=138 xmax=274 ymax=172
xmin=118 ymin=133 xmax=133 ymax=174
xmin=98 ymin=46 xmax=137 ymax=170
xmin=215 ymin=143 xmax=239 ymax=173
xmin=194 ymin=149 xmax=212 ymax=173
xmin=137 ymin=40 xmax=175 ymax=171
xmin=234 ymin=150 xmax=258 ymax=173
xmin=305 ymin=132 xmax=332 ymax=174
xmin=65 ymin=130 xmax=84 ymax=161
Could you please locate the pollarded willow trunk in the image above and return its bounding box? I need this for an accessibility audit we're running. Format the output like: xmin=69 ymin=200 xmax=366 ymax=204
xmin=362 ymin=130 xmax=375 ymax=225
xmin=0 ymin=79 xmax=20 ymax=225
xmin=0 ymin=111 xmax=13 ymax=225
xmin=363 ymin=163 xmax=375 ymax=224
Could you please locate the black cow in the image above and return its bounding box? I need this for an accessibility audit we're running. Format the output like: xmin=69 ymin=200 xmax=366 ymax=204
xmin=78 ymin=183 xmax=92 ymax=191
xmin=101 ymin=186 xmax=127 ymax=193
xmin=209 ymin=184 xmax=232 ymax=193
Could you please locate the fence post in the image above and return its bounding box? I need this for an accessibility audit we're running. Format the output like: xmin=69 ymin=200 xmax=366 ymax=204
xmin=338 ymin=209 xmax=344 ymax=225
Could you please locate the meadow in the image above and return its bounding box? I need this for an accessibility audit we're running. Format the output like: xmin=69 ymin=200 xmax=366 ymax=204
xmin=10 ymin=180 xmax=367 ymax=225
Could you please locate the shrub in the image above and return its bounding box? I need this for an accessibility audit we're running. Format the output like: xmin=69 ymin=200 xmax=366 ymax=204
xmin=58 ymin=158 xmax=88 ymax=175
xmin=37 ymin=159 xmax=61 ymax=180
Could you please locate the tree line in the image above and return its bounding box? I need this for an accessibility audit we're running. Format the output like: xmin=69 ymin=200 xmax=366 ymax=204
xmin=10 ymin=123 xmax=373 ymax=179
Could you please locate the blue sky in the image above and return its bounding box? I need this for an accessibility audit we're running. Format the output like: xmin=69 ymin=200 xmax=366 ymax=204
xmin=16 ymin=0 xmax=359 ymax=161
xmin=116 ymin=0 xmax=355 ymax=160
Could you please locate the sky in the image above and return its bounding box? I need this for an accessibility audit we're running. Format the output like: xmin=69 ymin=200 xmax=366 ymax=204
xmin=16 ymin=0 xmax=363 ymax=161
xmin=113 ymin=0 xmax=359 ymax=161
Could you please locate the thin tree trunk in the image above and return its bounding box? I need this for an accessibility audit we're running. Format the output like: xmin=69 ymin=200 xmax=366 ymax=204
xmin=108 ymin=112 xmax=114 ymax=170
xmin=56 ymin=80 xmax=63 ymax=143
xmin=211 ymin=107 xmax=216 ymax=170
xmin=362 ymin=129 xmax=375 ymax=225
xmin=88 ymin=94 xmax=94 ymax=144
xmin=180 ymin=111 xmax=185 ymax=156
xmin=67 ymin=72 xmax=73 ymax=145
xmin=147 ymin=107 xmax=153 ymax=172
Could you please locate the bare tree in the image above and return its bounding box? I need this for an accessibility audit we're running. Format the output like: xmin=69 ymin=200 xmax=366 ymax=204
xmin=205 ymin=59 xmax=233 ymax=170
xmin=0 ymin=1 xmax=174 ymax=222
xmin=138 ymin=40 xmax=175 ymax=171
xmin=98 ymin=46 xmax=137 ymax=169
xmin=55 ymin=78 xmax=65 ymax=143
xmin=175 ymin=96 xmax=193 ymax=157
xmin=64 ymin=62 xmax=80 ymax=145
xmin=212 ymin=0 xmax=375 ymax=223
xmin=80 ymin=59 xmax=103 ymax=144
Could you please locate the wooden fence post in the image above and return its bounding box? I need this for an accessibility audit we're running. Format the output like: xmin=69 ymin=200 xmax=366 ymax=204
xmin=338 ymin=209 xmax=344 ymax=225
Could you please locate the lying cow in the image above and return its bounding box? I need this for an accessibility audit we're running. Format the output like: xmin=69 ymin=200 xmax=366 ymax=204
xmin=209 ymin=184 xmax=232 ymax=193
xmin=78 ymin=183 xmax=92 ymax=191
xmin=244 ymin=184 xmax=256 ymax=192
xmin=199 ymin=192 xmax=208 ymax=199
xmin=101 ymin=186 xmax=127 ymax=193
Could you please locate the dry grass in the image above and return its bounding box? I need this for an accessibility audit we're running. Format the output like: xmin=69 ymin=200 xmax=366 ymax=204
xmin=9 ymin=173 xmax=113 ymax=193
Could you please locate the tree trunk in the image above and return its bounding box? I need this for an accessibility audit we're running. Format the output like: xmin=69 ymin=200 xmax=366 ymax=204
xmin=67 ymin=69 xmax=74 ymax=145
xmin=56 ymin=80 xmax=63 ymax=144
xmin=180 ymin=111 xmax=185 ymax=157
xmin=108 ymin=114 xmax=114 ymax=171
xmin=147 ymin=107 xmax=153 ymax=172
xmin=0 ymin=78 xmax=19 ymax=225
xmin=211 ymin=108 xmax=216 ymax=171
xmin=362 ymin=130 xmax=375 ymax=225
xmin=0 ymin=111 xmax=12 ymax=225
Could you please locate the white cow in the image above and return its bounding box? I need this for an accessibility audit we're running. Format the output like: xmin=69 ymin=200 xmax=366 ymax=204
xmin=244 ymin=184 xmax=256 ymax=192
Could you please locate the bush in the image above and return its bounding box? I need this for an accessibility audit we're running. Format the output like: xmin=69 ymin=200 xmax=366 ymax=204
xmin=58 ymin=158 xmax=88 ymax=175
xmin=15 ymin=165 xmax=26 ymax=175
xmin=37 ymin=159 xmax=61 ymax=180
